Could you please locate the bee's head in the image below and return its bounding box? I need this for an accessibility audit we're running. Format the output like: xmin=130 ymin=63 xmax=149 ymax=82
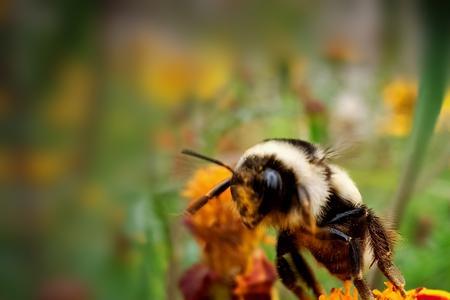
xmin=181 ymin=148 xmax=304 ymax=229
xmin=230 ymin=155 xmax=297 ymax=229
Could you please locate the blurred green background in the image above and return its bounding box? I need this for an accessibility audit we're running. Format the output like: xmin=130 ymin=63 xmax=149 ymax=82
xmin=1 ymin=0 xmax=450 ymax=299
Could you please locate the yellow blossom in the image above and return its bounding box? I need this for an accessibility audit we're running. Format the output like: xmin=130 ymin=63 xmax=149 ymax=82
xmin=381 ymin=79 xmax=417 ymax=136
xmin=381 ymin=80 xmax=450 ymax=135
xmin=134 ymin=34 xmax=232 ymax=105
xmin=193 ymin=49 xmax=232 ymax=101
xmin=141 ymin=49 xmax=193 ymax=104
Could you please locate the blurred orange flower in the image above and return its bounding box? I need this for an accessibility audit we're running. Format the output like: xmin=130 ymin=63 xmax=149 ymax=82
xmin=182 ymin=165 xmax=265 ymax=279
xmin=319 ymin=280 xmax=358 ymax=300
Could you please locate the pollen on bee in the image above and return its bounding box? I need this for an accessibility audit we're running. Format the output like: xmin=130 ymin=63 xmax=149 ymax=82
xmin=235 ymin=186 xmax=255 ymax=207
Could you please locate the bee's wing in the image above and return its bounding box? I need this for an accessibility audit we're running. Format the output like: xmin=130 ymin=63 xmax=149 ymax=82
xmin=172 ymin=152 xmax=209 ymax=181
xmin=321 ymin=138 xmax=363 ymax=162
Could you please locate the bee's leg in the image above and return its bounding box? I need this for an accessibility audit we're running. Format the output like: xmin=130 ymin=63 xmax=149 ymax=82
xmin=353 ymin=276 xmax=373 ymax=300
xmin=276 ymin=256 xmax=309 ymax=300
xmin=325 ymin=207 xmax=367 ymax=225
xmin=325 ymin=228 xmax=374 ymax=300
xmin=277 ymin=231 xmax=324 ymax=299
xmin=367 ymin=212 xmax=406 ymax=295
xmin=322 ymin=207 xmax=405 ymax=296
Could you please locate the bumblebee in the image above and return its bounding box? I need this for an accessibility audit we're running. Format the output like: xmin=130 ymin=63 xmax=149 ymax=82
xmin=182 ymin=138 xmax=405 ymax=300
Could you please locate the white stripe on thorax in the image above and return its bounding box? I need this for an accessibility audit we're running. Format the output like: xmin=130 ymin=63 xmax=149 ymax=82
xmin=236 ymin=140 xmax=330 ymax=216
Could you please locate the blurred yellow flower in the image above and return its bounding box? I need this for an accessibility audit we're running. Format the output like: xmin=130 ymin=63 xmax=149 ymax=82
xmin=383 ymin=79 xmax=417 ymax=114
xmin=381 ymin=79 xmax=417 ymax=136
xmin=182 ymin=165 xmax=265 ymax=280
xmin=381 ymin=80 xmax=450 ymax=136
xmin=142 ymin=50 xmax=193 ymax=104
xmin=134 ymin=34 xmax=232 ymax=105
xmin=193 ymin=50 xmax=232 ymax=101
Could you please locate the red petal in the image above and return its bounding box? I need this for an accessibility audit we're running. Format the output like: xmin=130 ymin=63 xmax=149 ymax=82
xmin=179 ymin=264 xmax=219 ymax=300
xmin=416 ymin=289 xmax=450 ymax=300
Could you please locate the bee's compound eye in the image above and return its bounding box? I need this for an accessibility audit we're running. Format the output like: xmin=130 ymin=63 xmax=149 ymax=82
xmin=264 ymin=168 xmax=282 ymax=191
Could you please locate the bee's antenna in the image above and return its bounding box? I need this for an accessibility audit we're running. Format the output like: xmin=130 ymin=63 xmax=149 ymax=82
xmin=186 ymin=177 xmax=232 ymax=214
xmin=181 ymin=149 xmax=235 ymax=174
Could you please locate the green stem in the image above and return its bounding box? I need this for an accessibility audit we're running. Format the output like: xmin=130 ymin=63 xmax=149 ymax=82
xmin=390 ymin=1 xmax=449 ymax=228
xmin=369 ymin=0 xmax=449 ymax=288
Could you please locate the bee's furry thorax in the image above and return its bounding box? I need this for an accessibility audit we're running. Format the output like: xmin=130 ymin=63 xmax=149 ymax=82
xmin=235 ymin=139 xmax=362 ymax=223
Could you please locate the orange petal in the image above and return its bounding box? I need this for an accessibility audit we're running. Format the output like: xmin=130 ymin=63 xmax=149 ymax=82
xmin=234 ymin=250 xmax=277 ymax=299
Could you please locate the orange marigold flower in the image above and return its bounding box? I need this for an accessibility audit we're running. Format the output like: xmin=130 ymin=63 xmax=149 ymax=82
xmin=182 ymin=165 xmax=265 ymax=279
xmin=319 ymin=280 xmax=358 ymax=300
xmin=320 ymin=282 xmax=450 ymax=300
xmin=373 ymin=282 xmax=450 ymax=300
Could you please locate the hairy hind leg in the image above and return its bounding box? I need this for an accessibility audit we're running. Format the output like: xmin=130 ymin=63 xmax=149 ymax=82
xmin=276 ymin=256 xmax=309 ymax=300
xmin=315 ymin=211 xmax=372 ymax=300
xmin=353 ymin=276 xmax=374 ymax=300
xmin=277 ymin=231 xmax=324 ymax=299
xmin=324 ymin=207 xmax=405 ymax=297
xmin=367 ymin=212 xmax=405 ymax=295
